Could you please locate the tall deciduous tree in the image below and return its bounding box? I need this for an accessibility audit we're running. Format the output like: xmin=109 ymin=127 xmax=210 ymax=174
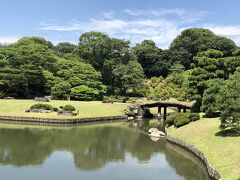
xmin=112 ymin=61 xmax=146 ymax=96
xmin=133 ymin=40 xmax=170 ymax=78
xmin=54 ymin=42 xmax=76 ymax=57
xmin=76 ymin=31 xmax=112 ymax=70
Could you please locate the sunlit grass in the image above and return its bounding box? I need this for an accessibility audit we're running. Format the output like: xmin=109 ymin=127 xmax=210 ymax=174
xmin=0 ymin=99 xmax=128 ymax=119
xmin=168 ymin=115 xmax=240 ymax=180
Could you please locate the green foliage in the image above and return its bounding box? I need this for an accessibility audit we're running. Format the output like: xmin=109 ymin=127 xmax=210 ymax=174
xmin=201 ymin=79 xmax=225 ymax=117
xmin=76 ymin=31 xmax=112 ymax=70
xmin=166 ymin=114 xmax=175 ymax=127
xmin=197 ymin=49 xmax=223 ymax=58
xmin=51 ymin=82 xmax=71 ymax=100
xmin=146 ymin=70 xmax=189 ymax=100
xmin=174 ymin=115 xmax=191 ymax=127
xmin=30 ymin=103 xmax=54 ymax=111
xmin=188 ymin=113 xmax=200 ymax=121
xmin=56 ymin=59 xmax=103 ymax=88
xmin=112 ymin=61 xmax=146 ymax=96
xmin=167 ymin=112 xmax=200 ymax=128
xmin=60 ymin=105 xmax=76 ymax=112
xmin=54 ymin=42 xmax=76 ymax=57
xmin=70 ymin=85 xmax=102 ymax=101
xmin=15 ymin=36 xmax=54 ymax=49
xmin=170 ymin=28 xmax=236 ymax=69
xmin=218 ymin=69 xmax=240 ymax=129
xmin=187 ymin=50 xmax=240 ymax=109
xmin=0 ymin=29 xmax=239 ymax=104
xmin=133 ymin=40 xmax=170 ymax=78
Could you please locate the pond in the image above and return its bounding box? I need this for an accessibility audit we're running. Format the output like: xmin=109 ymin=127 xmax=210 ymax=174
xmin=0 ymin=121 xmax=210 ymax=180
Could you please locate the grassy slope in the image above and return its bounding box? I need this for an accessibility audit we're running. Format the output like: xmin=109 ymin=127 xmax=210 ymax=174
xmin=0 ymin=99 xmax=128 ymax=119
xmin=168 ymin=116 xmax=240 ymax=180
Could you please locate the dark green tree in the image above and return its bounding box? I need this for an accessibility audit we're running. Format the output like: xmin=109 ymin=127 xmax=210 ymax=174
xmin=201 ymin=79 xmax=225 ymax=117
xmin=70 ymin=85 xmax=101 ymax=101
xmin=51 ymin=81 xmax=71 ymax=100
xmin=112 ymin=61 xmax=146 ymax=96
xmin=133 ymin=40 xmax=170 ymax=78
xmin=170 ymin=28 xmax=236 ymax=69
xmin=75 ymin=31 xmax=112 ymax=70
xmin=218 ymin=68 xmax=240 ymax=129
xmin=187 ymin=49 xmax=240 ymax=111
xmin=54 ymin=42 xmax=76 ymax=57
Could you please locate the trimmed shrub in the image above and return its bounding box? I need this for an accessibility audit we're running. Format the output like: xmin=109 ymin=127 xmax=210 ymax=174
xmin=61 ymin=105 xmax=76 ymax=112
xmin=53 ymin=107 xmax=59 ymax=112
xmin=167 ymin=112 xmax=200 ymax=128
xmin=30 ymin=103 xmax=54 ymax=111
xmin=188 ymin=113 xmax=200 ymax=121
xmin=174 ymin=113 xmax=191 ymax=127
xmin=51 ymin=81 xmax=71 ymax=100
xmin=70 ymin=85 xmax=99 ymax=101
xmin=166 ymin=115 xmax=175 ymax=127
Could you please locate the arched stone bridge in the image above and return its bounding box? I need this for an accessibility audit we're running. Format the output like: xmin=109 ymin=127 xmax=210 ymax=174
xmin=136 ymin=101 xmax=192 ymax=121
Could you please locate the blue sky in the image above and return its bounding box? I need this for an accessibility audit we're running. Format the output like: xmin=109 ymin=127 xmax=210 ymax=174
xmin=1 ymin=0 xmax=240 ymax=48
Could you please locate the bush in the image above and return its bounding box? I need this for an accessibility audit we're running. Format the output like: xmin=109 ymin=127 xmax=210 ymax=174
xmin=30 ymin=103 xmax=54 ymax=111
xmin=61 ymin=105 xmax=76 ymax=112
xmin=53 ymin=107 xmax=59 ymax=112
xmin=51 ymin=81 xmax=71 ymax=100
xmin=167 ymin=112 xmax=200 ymax=128
xmin=174 ymin=113 xmax=191 ymax=127
xmin=166 ymin=115 xmax=175 ymax=126
xmin=188 ymin=113 xmax=200 ymax=121
xmin=70 ymin=85 xmax=99 ymax=101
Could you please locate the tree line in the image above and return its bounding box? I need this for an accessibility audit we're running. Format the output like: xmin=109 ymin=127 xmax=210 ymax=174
xmin=0 ymin=28 xmax=240 ymax=129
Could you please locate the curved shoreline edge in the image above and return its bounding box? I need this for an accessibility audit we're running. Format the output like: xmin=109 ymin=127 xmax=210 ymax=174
xmin=0 ymin=115 xmax=127 ymax=125
xmin=166 ymin=135 xmax=221 ymax=180
xmin=0 ymin=115 xmax=221 ymax=179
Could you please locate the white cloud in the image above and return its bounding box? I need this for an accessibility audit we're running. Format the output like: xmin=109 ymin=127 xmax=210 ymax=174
xmin=124 ymin=8 xmax=185 ymax=17
xmin=204 ymin=25 xmax=240 ymax=36
xmin=0 ymin=36 xmax=19 ymax=44
xmin=38 ymin=8 xmax=214 ymax=48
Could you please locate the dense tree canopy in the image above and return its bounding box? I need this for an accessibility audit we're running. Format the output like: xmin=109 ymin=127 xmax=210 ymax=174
xmin=76 ymin=31 xmax=112 ymax=70
xmin=0 ymin=27 xmax=240 ymax=126
xmin=187 ymin=49 xmax=240 ymax=111
xmin=133 ymin=40 xmax=170 ymax=78
xmin=170 ymin=28 xmax=237 ymax=69
xmin=112 ymin=61 xmax=146 ymax=96
xmin=54 ymin=42 xmax=76 ymax=57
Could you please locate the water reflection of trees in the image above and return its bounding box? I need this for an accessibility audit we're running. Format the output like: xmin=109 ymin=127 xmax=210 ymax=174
xmin=0 ymin=125 xmax=209 ymax=179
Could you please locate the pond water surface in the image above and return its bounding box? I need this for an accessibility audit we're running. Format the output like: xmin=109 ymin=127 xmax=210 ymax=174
xmin=0 ymin=121 xmax=210 ymax=180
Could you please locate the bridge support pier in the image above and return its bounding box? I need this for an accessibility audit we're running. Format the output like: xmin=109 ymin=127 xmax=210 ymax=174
xmin=178 ymin=107 xmax=181 ymax=112
xmin=135 ymin=106 xmax=143 ymax=120
xmin=183 ymin=107 xmax=187 ymax=112
xmin=163 ymin=106 xmax=167 ymax=121
xmin=157 ymin=105 xmax=162 ymax=117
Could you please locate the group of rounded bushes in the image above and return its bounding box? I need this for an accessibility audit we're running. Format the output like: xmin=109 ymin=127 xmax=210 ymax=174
xmin=166 ymin=112 xmax=200 ymax=128
xmin=26 ymin=103 xmax=77 ymax=116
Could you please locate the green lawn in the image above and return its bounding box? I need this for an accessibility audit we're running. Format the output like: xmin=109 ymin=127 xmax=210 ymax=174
xmin=0 ymin=99 xmax=128 ymax=119
xmin=168 ymin=115 xmax=240 ymax=180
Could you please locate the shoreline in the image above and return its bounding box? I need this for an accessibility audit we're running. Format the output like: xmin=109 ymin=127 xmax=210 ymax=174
xmin=0 ymin=115 xmax=127 ymax=126
xmin=166 ymin=135 xmax=221 ymax=180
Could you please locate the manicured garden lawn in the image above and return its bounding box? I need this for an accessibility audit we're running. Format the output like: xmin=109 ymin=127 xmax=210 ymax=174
xmin=168 ymin=115 xmax=240 ymax=180
xmin=0 ymin=99 xmax=128 ymax=119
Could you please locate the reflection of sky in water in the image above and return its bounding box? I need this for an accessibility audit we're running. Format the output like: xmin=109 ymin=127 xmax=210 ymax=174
xmin=0 ymin=151 xmax=183 ymax=180
xmin=0 ymin=125 xmax=207 ymax=180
